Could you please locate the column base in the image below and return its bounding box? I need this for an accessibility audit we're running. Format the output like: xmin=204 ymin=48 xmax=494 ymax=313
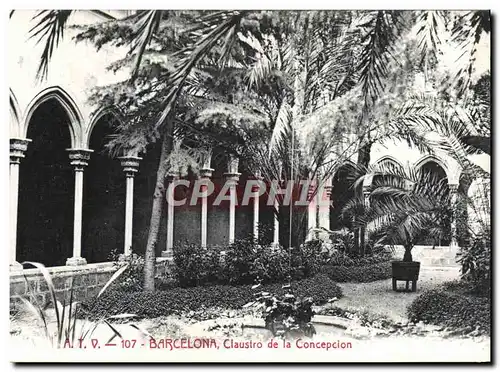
xmin=161 ymin=250 xmax=173 ymax=259
xmin=117 ymin=253 xmax=131 ymax=262
xmin=66 ymin=256 xmax=87 ymax=266
xmin=10 ymin=261 xmax=23 ymax=271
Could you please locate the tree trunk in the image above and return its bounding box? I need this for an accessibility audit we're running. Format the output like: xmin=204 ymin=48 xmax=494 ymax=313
xmin=143 ymin=118 xmax=175 ymax=291
xmin=403 ymin=246 xmax=413 ymax=262
xmin=356 ymin=142 xmax=371 ymax=257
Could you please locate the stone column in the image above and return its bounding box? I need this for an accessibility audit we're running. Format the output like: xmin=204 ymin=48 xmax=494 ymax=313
xmin=10 ymin=138 xmax=31 ymax=270
xmin=224 ymin=156 xmax=240 ymax=244
xmin=200 ymin=167 xmax=214 ymax=247
xmin=163 ymin=172 xmax=178 ymax=258
xmin=317 ymin=178 xmax=333 ymax=241
xmin=307 ymin=180 xmax=317 ymax=241
xmin=252 ymin=171 xmax=263 ymax=241
xmin=118 ymin=156 xmax=142 ymax=256
xmin=449 ymin=183 xmax=459 ymax=248
xmin=273 ymin=198 xmax=280 ymax=246
xmin=66 ymin=149 xmax=92 ymax=266
xmin=361 ymin=185 xmax=371 ymax=248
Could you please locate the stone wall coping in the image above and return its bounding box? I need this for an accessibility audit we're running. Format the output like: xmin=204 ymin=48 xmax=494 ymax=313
xmin=10 ymin=257 xmax=174 ymax=281
xmin=10 ymin=262 xmax=117 ymax=280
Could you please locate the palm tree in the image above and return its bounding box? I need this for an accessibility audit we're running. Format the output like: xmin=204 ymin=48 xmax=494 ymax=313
xmin=344 ymin=163 xmax=452 ymax=263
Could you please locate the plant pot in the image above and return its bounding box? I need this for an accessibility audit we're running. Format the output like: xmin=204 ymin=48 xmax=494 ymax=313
xmin=391 ymin=261 xmax=421 ymax=281
xmin=391 ymin=261 xmax=421 ymax=292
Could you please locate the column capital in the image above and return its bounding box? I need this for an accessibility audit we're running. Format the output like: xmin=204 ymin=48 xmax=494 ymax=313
xmin=166 ymin=171 xmax=180 ymax=181
xmin=224 ymin=172 xmax=241 ymax=186
xmin=324 ymin=184 xmax=333 ymax=199
xmin=252 ymin=174 xmax=264 ymax=192
xmin=10 ymin=138 xmax=32 ymax=164
xmin=118 ymin=155 xmax=142 ymax=177
xmin=67 ymin=149 xmax=93 ymax=170
xmin=200 ymin=167 xmax=214 ymax=179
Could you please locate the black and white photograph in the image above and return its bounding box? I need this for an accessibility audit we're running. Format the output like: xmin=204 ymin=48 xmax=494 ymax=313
xmin=7 ymin=9 xmax=491 ymax=363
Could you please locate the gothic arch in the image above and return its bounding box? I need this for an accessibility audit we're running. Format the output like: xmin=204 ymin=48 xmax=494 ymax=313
xmin=86 ymin=105 xmax=125 ymax=149
xmin=373 ymin=155 xmax=404 ymax=169
xmin=413 ymin=154 xmax=450 ymax=179
xmin=10 ymin=89 xmax=22 ymax=137
xmin=23 ymin=86 xmax=83 ymax=148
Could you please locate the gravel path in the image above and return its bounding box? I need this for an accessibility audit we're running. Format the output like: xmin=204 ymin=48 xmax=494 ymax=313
xmin=333 ymin=267 xmax=461 ymax=323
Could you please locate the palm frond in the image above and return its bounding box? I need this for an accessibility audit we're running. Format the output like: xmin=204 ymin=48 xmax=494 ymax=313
xmin=451 ymin=10 xmax=490 ymax=97
xmin=129 ymin=10 xmax=163 ymax=81
xmin=416 ymin=11 xmax=444 ymax=67
xmin=357 ymin=11 xmax=404 ymax=108
xmin=28 ymin=10 xmax=73 ymax=80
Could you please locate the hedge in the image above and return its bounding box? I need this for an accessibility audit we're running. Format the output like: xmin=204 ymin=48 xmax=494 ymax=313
xmin=79 ymin=274 xmax=342 ymax=320
xmin=321 ymin=261 xmax=392 ymax=283
xmin=407 ymin=288 xmax=491 ymax=334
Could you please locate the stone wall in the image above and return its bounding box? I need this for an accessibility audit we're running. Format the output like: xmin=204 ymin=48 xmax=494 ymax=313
xmin=10 ymin=258 xmax=175 ymax=312
xmin=393 ymin=245 xmax=461 ymax=268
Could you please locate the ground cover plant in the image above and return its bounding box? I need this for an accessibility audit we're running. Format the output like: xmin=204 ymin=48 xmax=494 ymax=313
xmin=79 ymin=274 xmax=342 ymax=320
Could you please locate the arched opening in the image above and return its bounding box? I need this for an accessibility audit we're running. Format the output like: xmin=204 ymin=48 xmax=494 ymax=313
xmin=17 ymin=99 xmax=74 ymax=266
xmin=82 ymin=114 xmax=125 ymax=262
xmin=132 ymin=141 xmax=167 ymax=256
xmin=330 ymin=163 xmax=357 ymax=231
xmin=415 ymin=160 xmax=451 ymax=246
xmin=206 ymin=148 xmax=229 ymax=246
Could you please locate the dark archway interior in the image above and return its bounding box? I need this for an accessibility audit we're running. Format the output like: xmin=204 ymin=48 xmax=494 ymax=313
xmin=17 ymin=99 xmax=74 ymax=266
xmin=82 ymin=115 xmax=125 ymax=263
xmin=132 ymin=142 xmax=168 ymax=256
xmin=415 ymin=161 xmax=451 ymax=246
xmin=330 ymin=164 xmax=356 ymax=231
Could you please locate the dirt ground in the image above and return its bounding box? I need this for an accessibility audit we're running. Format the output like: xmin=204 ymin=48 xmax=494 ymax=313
xmin=333 ymin=267 xmax=461 ymax=323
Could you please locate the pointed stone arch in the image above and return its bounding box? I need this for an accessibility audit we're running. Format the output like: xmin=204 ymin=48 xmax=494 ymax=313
xmin=373 ymin=155 xmax=404 ymax=169
xmin=414 ymin=155 xmax=450 ymax=179
xmin=86 ymin=105 xmax=125 ymax=149
xmin=10 ymin=89 xmax=22 ymax=137
xmin=23 ymin=86 xmax=84 ymax=148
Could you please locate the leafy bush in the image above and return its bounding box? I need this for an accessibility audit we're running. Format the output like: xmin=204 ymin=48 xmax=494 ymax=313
xmin=457 ymin=226 xmax=491 ymax=296
xmin=290 ymin=240 xmax=323 ymax=279
xmin=172 ymin=242 xmax=224 ymax=287
xmin=251 ymin=245 xmax=292 ymax=284
xmin=109 ymin=252 xmax=145 ymax=291
xmin=322 ymin=261 xmax=392 ymax=283
xmin=221 ymin=238 xmax=269 ymax=285
xmin=172 ymin=238 xmax=325 ymax=287
xmin=327 ymin=249 xmax=393 ymax=267
xmin=330 ymin=229 xmax=355 ymax=253
xmin=249 ymin=288 xmax=316 ymax=338
xmin=79 ymin=274 xmax=342 ymax=320
xmin=407 ymin=288 xmax=491 ymax=335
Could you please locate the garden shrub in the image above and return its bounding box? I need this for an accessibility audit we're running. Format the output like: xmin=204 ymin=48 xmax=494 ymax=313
xmin=322 ymin=261 xmax=392 ymax=283
xmin=108 ymin=249 xmax=145 ymax=291
xmin=456 ymin=226 xmax=491 ymax=296
xmin=407 ymin=288 xmax=491 ymax=334
xmin=172 ymin=242 xmax=223 ymax=287
xmin=251 ymin=245 xmax=291 ymax=284
xmin=79 ymin=274 xmax=342 ymax=320
xmin=290 ymin=240 xmax=323 ymax=279
xmin=172 ymin=238 xmax=325 ymax=287
xmin=330 ymin=229 xmax=355 ymax=253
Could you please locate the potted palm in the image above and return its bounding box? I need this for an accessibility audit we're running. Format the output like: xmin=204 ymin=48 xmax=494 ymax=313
xmin=345 ymin=163 xmax=452 ymax=292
